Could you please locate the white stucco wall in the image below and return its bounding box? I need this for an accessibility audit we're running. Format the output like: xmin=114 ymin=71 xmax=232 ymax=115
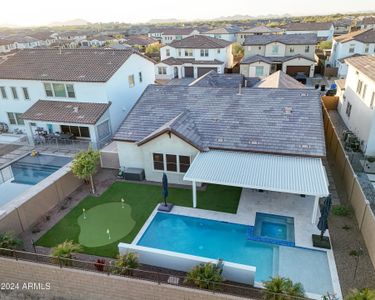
xmin=117 ymin=133 xmax=200 ymax=185
xmin=282 ymin=57 xmax=316 ymax=77
xmin=240 ymin=61 xmax=271 ymax=78
xmin=330 ymin=40 xmax=375 ymax=67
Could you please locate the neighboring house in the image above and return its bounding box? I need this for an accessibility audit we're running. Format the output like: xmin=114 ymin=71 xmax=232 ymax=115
xmin=161 ymin=28 xmax=199 ymax=44
xmin=79 ymin=35 xmax=118 ymax=48
xmin=123 ymin=35 xmax=159 ymax=52
xmin=155 ymin=35 xmax=234 ymax=80
xmin=285 ymin=22 xmax=334 ymax=41
xmin=110 ymin=85 xmax=328 ymax=220
xmin=5 ymin=35 xmax=41 ymax=49
xmin=202 ymin=27 xmax=239 ymax=42
xmin=0 ymin=39 xmax=16 ymax=53
xmin=357 ymin=17 xmax=375 ymax=30
xmin=240 ymin=33 xmax=317 ymax=78
xmin=329 ymin=29 xmax=375 ymax=77
xmin=253 ymin=70 xmax=307 ymax=89
xmin=333 ymin=18 xmax=353 ymax=35
xmin=147 ymin=28 xmax=164 ymax=41
xmin=0 ymin=49 xmax=155 ymax=149
xmin=236 ymin=26 xmax=283 ymax=44
xmin=337 ymin=56 xmax=375 ymax=156
xmin=28 ymin=31 xmax=57 ymax=47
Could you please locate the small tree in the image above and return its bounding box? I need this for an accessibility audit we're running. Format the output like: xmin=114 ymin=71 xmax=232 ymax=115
xmin=0 ymin=232 xmax=22 ymax=250
xmin=232 ymin=42 xmax=244 ymax=57
xmin=51 ymin=240 xmax=82 ymax=266
xmin=184 ymin=261 xmax=223 ymax=290
xmin=346 ymin=288 xmax=375 ymax=300
xmin=263 ymin=276 xmax=305 ymax=300
xmin=113 ymin=252 xmax=139 ymax=276
xmin=71 ymin=147 xmax=100 ymax=194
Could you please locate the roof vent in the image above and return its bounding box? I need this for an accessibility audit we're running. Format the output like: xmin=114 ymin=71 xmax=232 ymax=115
xmin=217 ymin=138 xmax=224 ymax=142
xmin=78 ymin=75 xmax=86 ymax=78
xmin=77 ymin=115 xmax=84 ymax=119
xmin=301 ymin=144 xmax=311 ymax=149
xmin=300 ymin=92 xmax=308 ymax=97
xmin=284 ymin=107 xmax=293 ymax=114
xmin=250 ymin=140 xmax=260 ymax=145
xmin=73 ymin=106 xmax=79 ymax=113
xmin=41 ymin=73 xmax=48 ymax=77
xmin=237 ymin=83 xmax=242 ymax=95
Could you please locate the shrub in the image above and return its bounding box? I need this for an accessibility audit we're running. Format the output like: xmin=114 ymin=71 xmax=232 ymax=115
xmin=332 ymin=205 xmax=351 ymax=217
xmin=113 ymin=252 xmax=139 ymax=276
xmin=345 ymin=288 xmax=375 ymax=300
xmin=51 ymin=240 xmax=82 ymax=266
xmin=0 ymin=232 xmax=22 ymax=250
xmin=184 ymin=261 xmax=224 ymax=290
xmin=263 ymin=276 xmax=305 ymax=300
xmin=94 ymin=259 xmax=106 ymax=272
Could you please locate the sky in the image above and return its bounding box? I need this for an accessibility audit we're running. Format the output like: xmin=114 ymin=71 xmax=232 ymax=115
xmin=2 ymin=0 xmax=375 ymax=27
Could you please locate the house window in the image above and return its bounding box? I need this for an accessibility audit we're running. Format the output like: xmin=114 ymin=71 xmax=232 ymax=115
xmin=0 ymin=86 xmax=7 ymax=99
xmin=271 ymin=45 xmax=279 ymax=54
xmin=255 ymin=66 xmax=264 ymax=76
xmin=7 ymin=112 xmax=24 ymax=125
xmin=153 ymin=153 xmax=164 ymax=170
xmin=356 ymin=80 xmax=363 ymax=94
xmin=166 ymin=154 xmax=177 ymax=172
xmin=185 ymin=49 xmax=193 ymax=57
xmin=349 ymin=46 xmax=355 ymax=53
xmin=365 ymin=44 xmax=369 ymax=53
xmin=139 ymin=72 xmax=143 ymax=83
xmin=217 ymin=49 xmax=221 ymax=54
xmin=200 ymin=49 xmax=209 ymax=57
xmin=247 ymin=46 xmax=251 ymax=51
xmin=166 ymin=49 xmax=170 ymax=56
xmin=158 ymin=67 xmax=167 ymax=75
xmin=346 ymin=102 xmax=352 ymax=117
xmin=44 ymin=83 xmax=53 ymax=97
xmin=11 ymin=87 xmax=18 ymax=99
xmin=97 ymin=120 xmax=111 ymax=140
xmin=66 ymin=84 xmax=75 ymax=98
xmin=22 ymin=87 xmax=30 ymax=100
xmin=289 ymin=47 xmax=295 ymax=53
xmin=362 ymin=84 xmax=367 ymax=99
xmin=178 ymin=49 xmax=182 ymax=56
xmin=128 ymin=75 xmax=135 ymax=88
xmin=371 ymin=92 xmax=375 ymax=109
xmin=52 ymin=83 xmax=66 ymax=97
xmin=179 ymin=155 xmax=190 ymax=173
xmin=305 ymin=45 xmax=310 ymax=53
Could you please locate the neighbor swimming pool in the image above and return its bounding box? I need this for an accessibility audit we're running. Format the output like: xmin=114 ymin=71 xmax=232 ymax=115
xmin=137 ymin=212 xmax=334 ymax=295
xmin=0 ymin=154 xmax=71 ymax=209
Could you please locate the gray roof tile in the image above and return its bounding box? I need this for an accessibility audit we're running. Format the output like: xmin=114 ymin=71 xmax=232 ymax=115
xmin=244 ymin=33 xmax=317 ymax=45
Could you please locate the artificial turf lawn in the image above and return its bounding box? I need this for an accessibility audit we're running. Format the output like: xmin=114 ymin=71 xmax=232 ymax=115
xmin=36 ymin=181 xmax=241 ymax=258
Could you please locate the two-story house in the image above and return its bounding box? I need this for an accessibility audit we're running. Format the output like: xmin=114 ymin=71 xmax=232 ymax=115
xmin=236 ymin=26 xmax=283 ymax=44
xmin=147 ymin=28 xmax=164 ymax=41
xmin=155 ymin=35 xmax=234 ymax=80
xmin=161 ymin=28 xmax=200 ymax=45
xmin=240 ymin=33 xmax=317 ymax=78
xmin=285 ymin=22 xmax=334 ymax=41
xmin=357 ymin=17 xmax=375 ymax=30
xmin=0 ymin=49 xmax=155 ymax=149
xmin=337 ymin=56 xmax=375 ymax=156
xmin=0 ymin=39 xmax=16 ymax=54
xmin=329 ymin=29 xmax=375 ymax=77
xmin=333 ymin=18 xmax=353 ymax=35
xmin=202 ymin=27 xmax=239 ymax=42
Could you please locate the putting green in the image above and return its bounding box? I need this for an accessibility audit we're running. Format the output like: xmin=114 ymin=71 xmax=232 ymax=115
xmin=77 ymin=202 xmax=135 ymax=247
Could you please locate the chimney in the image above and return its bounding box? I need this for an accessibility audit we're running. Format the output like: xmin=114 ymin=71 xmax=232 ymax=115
xmin=237 ymin=83 xmax=242 ymax=95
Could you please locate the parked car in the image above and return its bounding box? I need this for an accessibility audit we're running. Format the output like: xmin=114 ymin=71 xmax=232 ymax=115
xmin=294 ymin=72 xmax=307 ymax=84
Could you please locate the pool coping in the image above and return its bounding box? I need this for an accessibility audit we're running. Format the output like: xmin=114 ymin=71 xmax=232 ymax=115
xmin=131 ymin=205 xmax=343 ymax=299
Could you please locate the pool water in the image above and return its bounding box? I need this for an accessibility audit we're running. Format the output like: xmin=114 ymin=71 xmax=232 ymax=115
xmin=138 ymin=212 xmax=334 ymax=295
xmin=254 ymin=212 xmax=295 ymax=243
xmin=261 ymin=222 xmax=287 ymax=240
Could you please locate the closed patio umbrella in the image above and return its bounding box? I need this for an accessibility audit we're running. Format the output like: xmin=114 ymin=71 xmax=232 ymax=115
xmin=317 ymin=195 xmax=332 ymax=239
xmin=162 ymin=173 xmax=169 ymax=206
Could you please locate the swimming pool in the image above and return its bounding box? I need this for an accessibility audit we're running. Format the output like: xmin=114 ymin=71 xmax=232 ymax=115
xmin=137 ymin=212 xmax=334 ymax=295
xmin=0 ymin=154 xmax=71 ymax=209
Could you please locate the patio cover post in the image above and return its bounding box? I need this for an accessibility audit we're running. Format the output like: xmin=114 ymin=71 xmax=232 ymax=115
xmin=192 ymin=180 xmax=197 ymax=208
xmin=312 ymin=196 xmax=320 ymax=224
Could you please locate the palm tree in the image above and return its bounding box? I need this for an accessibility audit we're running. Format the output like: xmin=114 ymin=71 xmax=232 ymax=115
xmin=113 ymin=252 xmax=139 ymax=276
xmin=184 ymin=262 xmax=224 ymax=290
xmin=263 ymin=276 xmax=305 ymax=300
xmin=51 ymin=240 xmax=82 ymax=266
xmin=346 ymin=289 xmax=375 ymax=300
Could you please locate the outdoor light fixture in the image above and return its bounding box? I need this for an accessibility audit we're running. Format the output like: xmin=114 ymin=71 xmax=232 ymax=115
xmin=82 ymin=208 xmax=86 ymax=219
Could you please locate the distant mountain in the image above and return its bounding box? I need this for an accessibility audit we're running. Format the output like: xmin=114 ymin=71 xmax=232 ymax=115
xmin=148 ymin=18 xmax=182 ymax=24
xmin=47 ymin=19 xmax=90 ymax=27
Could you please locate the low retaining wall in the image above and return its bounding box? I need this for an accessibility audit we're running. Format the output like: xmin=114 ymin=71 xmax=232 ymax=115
xmin=118 ymin=243 xmax=256 ymax=285
xmin=0 ymin=164 xmax=82 ymax=234
xmin=0 ymin=256 xmax=245 ymax=300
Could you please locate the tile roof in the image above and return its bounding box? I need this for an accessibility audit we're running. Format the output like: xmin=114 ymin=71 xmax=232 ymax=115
xmin=0 ymin=39 xmax=14 ymax=46
xmin=345 ymin=55 xmax=375 ymax=82
xmin=335 ymin=79 xmax=346 ymax=90
xmin=124 ymin=35 xmax=158 ymax=46
xmin=161 ymin=28 xmax=198 ymax=35
xmin=189 ymin=71 xmax=260 ymax=88
xmin=22 ymin=100 xmax=111 ymax=124
xmin=240 ymin=26 xmax=283 ymax=34
xmin=159 ymin=57 xmax=223 ymax=66
xmin=241 ymin=54 xmax=316 ymax=64
xmin=334 ymin=29 xmax=375 ymax=43
xmin=0 ymin=48 xmax=153 ymax=82
xmin=114 ymin=85 xmax=325 ymax=157
xmin=285 ymin=22 xmax=333 ymax=31
xmin=244 ymin=33 xmax=317 ymax=45
xmin=203 ymin=27 xmax=239 ymax=34
xmin=254 ymin=71 xmax=307 ymax=89
xmin=359 ymin=17 xmax=375 ymax=26
xmin=168 ymin=35 xmax=233 ymax=49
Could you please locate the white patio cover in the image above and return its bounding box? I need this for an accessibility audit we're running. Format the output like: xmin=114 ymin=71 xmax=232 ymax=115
xmin=184 ymin=150 xmax=329 ymax=197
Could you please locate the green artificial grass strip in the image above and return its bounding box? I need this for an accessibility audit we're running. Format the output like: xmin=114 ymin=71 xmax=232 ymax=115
xmin=77 ymin=203 xmax=135 ymax=248
xmin=37 ymin=182 xmax=241 ymax=257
